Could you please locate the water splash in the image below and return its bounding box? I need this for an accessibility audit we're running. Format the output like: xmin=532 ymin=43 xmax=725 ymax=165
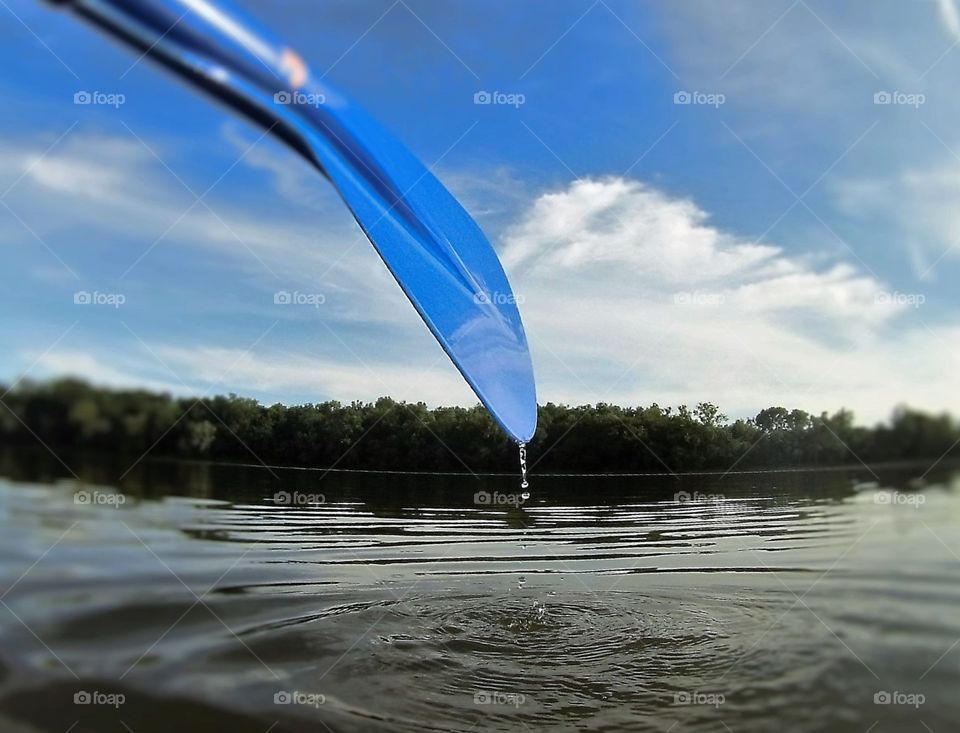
xmin=532 ymin=598 xmax=547 ymax=623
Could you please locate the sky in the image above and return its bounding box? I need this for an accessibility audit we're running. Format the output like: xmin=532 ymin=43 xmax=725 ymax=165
xmin=2 ymin=0 xmax=959 ymax=425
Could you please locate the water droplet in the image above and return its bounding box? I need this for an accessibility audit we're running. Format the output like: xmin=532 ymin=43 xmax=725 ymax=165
xmin=518 ymin=442 xmax=529 ymax=491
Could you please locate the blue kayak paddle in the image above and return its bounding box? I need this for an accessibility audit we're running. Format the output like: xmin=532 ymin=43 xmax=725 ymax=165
xmin=44 ymin=0 xmax=538 ymax=444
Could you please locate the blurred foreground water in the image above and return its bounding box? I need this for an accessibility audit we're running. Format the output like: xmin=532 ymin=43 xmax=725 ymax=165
xmin=0 ymin=448 xmax=957 ymax=732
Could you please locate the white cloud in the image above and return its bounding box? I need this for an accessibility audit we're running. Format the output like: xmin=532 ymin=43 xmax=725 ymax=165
xmin=502 ymin=177 xmax=959 ymax=423
xmin=505 ymin=178 xmax=891 ymax=321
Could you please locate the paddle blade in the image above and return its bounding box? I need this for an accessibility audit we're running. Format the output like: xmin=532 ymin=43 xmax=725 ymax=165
xmin=52 ymin=0 xmax=538 ymax=442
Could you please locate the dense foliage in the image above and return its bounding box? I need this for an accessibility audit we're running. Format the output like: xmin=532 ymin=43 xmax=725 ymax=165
xmin=0 ymin=378 xmax=957 ymax=473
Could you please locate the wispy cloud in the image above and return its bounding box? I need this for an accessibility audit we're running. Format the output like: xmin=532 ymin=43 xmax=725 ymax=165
xmin=832 ymin=165 xmax=960 ymax=279
xmin=938 ymin=0 xmax=960 ymax=39
xmin=0 ymin=132 xmax=413 ymax=326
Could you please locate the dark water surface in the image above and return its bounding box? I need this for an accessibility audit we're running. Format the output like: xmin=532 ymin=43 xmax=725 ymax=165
xmin=0 ymin=449 xmax=958 ymax=732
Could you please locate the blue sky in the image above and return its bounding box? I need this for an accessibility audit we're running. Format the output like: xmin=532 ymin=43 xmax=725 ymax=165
xmin=2 ymin=0 xmax=959 ymax=423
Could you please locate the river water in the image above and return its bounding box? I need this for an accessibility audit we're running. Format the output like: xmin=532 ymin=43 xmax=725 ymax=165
xmin=0 ymin=450 xmax=957 ymax=732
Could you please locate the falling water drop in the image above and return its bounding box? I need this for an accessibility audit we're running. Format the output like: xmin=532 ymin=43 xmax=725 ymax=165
xmin=518 ymin=442 xmax=529 ymax=491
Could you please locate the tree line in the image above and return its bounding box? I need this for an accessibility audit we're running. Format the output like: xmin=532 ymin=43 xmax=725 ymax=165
xmin=0 ymin=378 xmax=957 ymax=473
